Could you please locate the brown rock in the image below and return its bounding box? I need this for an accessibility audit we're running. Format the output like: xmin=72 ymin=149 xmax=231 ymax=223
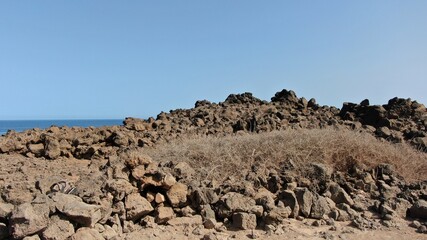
xmin=44 ymin=137 xmax=61 ymax=159
xmin=69 ymin=227 xmax=104 ymax=240
xmin=232 ymin=212 xmax=257 ymax=230
xmin=155 ymin=206 xmax=175 ymax=224
xmin=279 ymin=190 xmax=299 ymax=218
xmin=0 ymin=202 xmax=14 ymax=219
xmin=125 ymin=193 xmax=154 ymax=221
xmin=41 ymin=215 xmax=74 ymax=240
xmin=10 ymin=203 xmax=49 ymax=239
xmin=28 ymin=143 xmax=44 ymax=157
xmin=51 ymin=193 xmax=102 ymax=227
xmin=329 ymin=183 xmax=354 ymax=206
xmin=294 ymin=187 xmax=313 ymax=218
xmin=167 ymin=183 xmax=188 ymax=207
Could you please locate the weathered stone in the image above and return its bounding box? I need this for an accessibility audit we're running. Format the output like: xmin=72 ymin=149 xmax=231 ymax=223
xmin=102 ymin=225 xmax=118 ymax=240
xmin=192 ymin=187 xmax=219 ymax=205
xmin=264 ymin=206 xmax=291 ymax=225
xmin=254 ymin=188 xmax=275 ymax=211
xmin=0 ymin=202 xmax=14 ymax=219
xmin=279 ymin=190 xmax=299 ymax=218
xmin=28 ymin=143 xmax=44 ymax=157
xmin=173 ymin=162 xmax=195 ymax=179
xmin=22 ymin=235 xmax=41 ymax=240
xmin=167 ymin=183 xmax=188 ymax=207
xmin=203 ymin=218 xmax=217 ymax=229
xmin=44 ymin=137 xmax=61 ymax=159
xmin=310 ymin=195 xmax=331 ymax=219
xmin=294 ymin=187 xmax=313 ymax=218
xmin=131 ymin=165 xmax=146 ymax=180
xmin=105 ymin=179 xmax=138 ymax=201
xmin=329 ymin=183 xmax=354 ymax=206
xmin=42 ymin=215 xmax=74 ymax=240
xmin=51 ymin=193 xmax=102 ymax=227
xmin=155 ymin=193 xmax=166 ymax=203
xmin=125 ymin=193 xmax=154 ymax=221
xmin=69 ymin=227 xmax=104 ymax=240
xmin=9 ymin=203 xmax=49 ymax=239
xmin=218 ymin=192 xmax=256 ymax=218
xmin=162 ymin=173 xmax=177 ymax=189
xmin=155 ymin=206 xmax=175 ymax=224
xmin=232 ymin=212 xmax=257 ymax=230
xmin=123 ymin=150 xmax=153 ymax=168
xmin=408 ymin=200 xmax=427 ymax=220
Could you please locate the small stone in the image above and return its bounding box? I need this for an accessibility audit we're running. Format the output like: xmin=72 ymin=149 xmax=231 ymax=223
xmin=312 ymin=220 xmax=322 ymax=227
xmin=42 ymin=215 xmax=75 ymax=240
xmin=204 ymin=218 xmax=217 ymax=229
xmin=383 ymin=214 xmax=393 ymax=221
xmin=155 ymin=193 xmax=166 ymax=204
xmin=125 ymin=193 xmax=154 ymax=221
xmin=181 ymin=206 xmax=196 ymax=217
xmin=232 ymin=212 xmax=257 ymax=230
xmin=162 ymin=173 xmax=177 ymax=189
xmin=146 ymin=192 xmax=155 ymax=202
xmin=410 ymin=220 xmax=421 ymax=229
xmin=166 ymin=183 xmax=188 ymax=207
xmin=155 ymin=206 xmax=175 ymax=224
xmin=418 ymin=225 xmax=427 ymax=234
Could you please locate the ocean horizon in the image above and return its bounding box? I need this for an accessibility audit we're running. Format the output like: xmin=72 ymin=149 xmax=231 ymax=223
xmin=0 ymin=119 xmax=123 ymax=135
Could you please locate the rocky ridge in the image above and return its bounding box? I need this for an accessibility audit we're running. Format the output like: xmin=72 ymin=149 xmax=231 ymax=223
xmin=0 ymin=89 xmax=426 ymax=239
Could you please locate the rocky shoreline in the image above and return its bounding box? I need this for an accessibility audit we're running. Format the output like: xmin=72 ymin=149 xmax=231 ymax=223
xmin=0 ymin=89 xmax=426 ymax=239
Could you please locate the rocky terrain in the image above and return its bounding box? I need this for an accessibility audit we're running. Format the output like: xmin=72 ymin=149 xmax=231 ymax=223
xmin=0 ymin=89 xmax=426 ymax=239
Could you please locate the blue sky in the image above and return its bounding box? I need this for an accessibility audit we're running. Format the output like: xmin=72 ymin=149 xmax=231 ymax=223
xmin=0 ymin=1 xmax=426 ymax=120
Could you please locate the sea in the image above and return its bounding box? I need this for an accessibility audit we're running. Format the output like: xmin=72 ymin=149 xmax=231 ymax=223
xmin=0 ymin=119 xmax=123 ymax=135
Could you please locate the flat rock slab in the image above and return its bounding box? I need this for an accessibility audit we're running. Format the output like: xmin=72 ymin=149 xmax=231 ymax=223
xmin=51 ymin=193 xmax=102 ymax=227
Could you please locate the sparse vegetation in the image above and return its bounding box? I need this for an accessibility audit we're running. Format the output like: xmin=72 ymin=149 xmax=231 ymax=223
xmin=146 ymin=128 xmax=427 ymax=182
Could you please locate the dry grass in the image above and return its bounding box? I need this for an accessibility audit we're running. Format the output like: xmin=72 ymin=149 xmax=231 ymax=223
xmin=145 ymin=128 xmax=427 ymax=182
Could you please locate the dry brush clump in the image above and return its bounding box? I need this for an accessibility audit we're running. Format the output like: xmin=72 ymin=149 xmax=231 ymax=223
xmin=146 ymin=128 xmax=427 ymax=182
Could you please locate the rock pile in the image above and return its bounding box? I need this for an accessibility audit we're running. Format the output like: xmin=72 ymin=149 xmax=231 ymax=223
xmin=1 ymin=148 xmax=427 ymax=239
xmin=1 ymin=89 xmax=426 ymax=161
xmin=0 ymin=89 xmax=426 ymax=239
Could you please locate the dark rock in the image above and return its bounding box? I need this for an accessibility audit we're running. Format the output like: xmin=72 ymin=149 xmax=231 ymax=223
xmin=408 ymin=200 xmax=427 ymax=220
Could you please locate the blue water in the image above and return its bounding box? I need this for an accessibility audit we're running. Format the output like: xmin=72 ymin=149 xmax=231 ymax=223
xmin=0 ymin=119 xmax=123 ymax=135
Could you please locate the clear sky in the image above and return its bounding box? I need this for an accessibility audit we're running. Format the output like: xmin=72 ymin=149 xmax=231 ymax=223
xmin=1 ymin=1 xmax=426 ymax=120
